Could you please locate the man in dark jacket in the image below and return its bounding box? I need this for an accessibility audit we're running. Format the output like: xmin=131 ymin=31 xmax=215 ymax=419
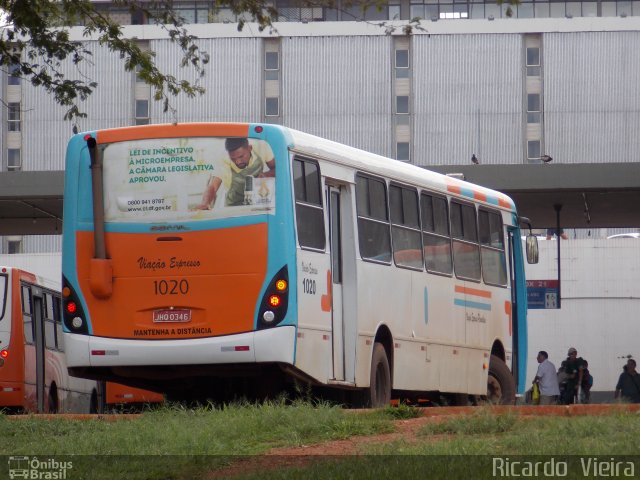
xmin=559 ymin=347 xmax=586 ymax=404
xmin=615 ymin=359 xmax=640 ymax=403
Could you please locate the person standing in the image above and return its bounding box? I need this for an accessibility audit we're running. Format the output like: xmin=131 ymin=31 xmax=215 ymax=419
xmin=533 ymin=351 xmax=560 ymax=405
xmin=559 ymin=347 xmax=586 ymax=405
xmin=615 ymin=359 xmax=640 ymax=403
xmin=580 ymin=360 xmax=593 ymax=404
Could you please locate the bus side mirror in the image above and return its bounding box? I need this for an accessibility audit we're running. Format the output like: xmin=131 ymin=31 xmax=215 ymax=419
xmin=526 ymin=235 xmax=539 ymax=264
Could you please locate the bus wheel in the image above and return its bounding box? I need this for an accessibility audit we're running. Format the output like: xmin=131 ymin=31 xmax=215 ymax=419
xmin=90 ymin=388 xmax=105 ymax=414
xmin=47 ymin=386 xmax=59 ymax=414
xmin=368 ymin=343 xmax=391 ymax=408
xmin=487 ymin=354 xmax=515 ymax=405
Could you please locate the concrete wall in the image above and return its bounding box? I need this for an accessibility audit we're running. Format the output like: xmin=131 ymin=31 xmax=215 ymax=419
xmin=525 ymin=238 xmax=640 ymax=397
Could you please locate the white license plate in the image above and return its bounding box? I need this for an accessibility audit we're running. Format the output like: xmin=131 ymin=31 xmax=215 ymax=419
xmin=152 ymin=309 xmax=192 ymax=323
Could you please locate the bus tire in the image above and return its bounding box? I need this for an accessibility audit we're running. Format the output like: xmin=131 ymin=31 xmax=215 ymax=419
xmin=487 ymin=354 xmax=516 ymax=405
xmin=367 ymin=343 xmax=391 ymax=408
xmin=47 ymin=386 xmax=59 ymax=414
xmin=90 ymin=385 xmax=105 ymax=414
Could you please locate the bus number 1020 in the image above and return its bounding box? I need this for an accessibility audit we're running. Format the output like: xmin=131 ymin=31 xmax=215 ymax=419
xmin=302 ymin=278 xmax=316 ymax=295
xmin=153 ymin=279 xmax=189 ymax=295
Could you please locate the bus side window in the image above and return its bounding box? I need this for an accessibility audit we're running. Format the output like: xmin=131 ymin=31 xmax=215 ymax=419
xmin=22 ymin=285 xmax=34 ymax=344
xmin=450 ymin=201 xmax=481 ymax=281
xmin=0 ymin=274 xmax=7 ymax=321
xmin=44 ymin=292 xmax=57 ymax=350
xmin=390 ymin=183 xmax=423 ymax=269
xmin=479 ymin=209 xmax=508 ymax=287
xmin=421 ymin=192 xmax=453 ymax=275
xmin=55 ymin=296 xmax=65 ymax=352
xmin=356 ymin=174 xmax=391 ymax=263
xmin=293 ymin=157 xmax=326 ymax=250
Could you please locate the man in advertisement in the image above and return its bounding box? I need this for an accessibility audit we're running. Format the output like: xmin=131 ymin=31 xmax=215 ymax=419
xmin=195 ymin=137 xmax=275 ymax=209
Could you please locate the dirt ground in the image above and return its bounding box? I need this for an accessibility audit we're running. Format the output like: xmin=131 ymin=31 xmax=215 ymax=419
xmin=205 ymin=403 xmax=640 ymax=479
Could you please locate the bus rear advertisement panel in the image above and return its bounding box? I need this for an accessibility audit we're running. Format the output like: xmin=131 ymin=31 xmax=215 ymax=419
xmin=62 ymin=123 xmax=533 ymax=406
xmin=102 ymin=137 xmax=276 ymax=222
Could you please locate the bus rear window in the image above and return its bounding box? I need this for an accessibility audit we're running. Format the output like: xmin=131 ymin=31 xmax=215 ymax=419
xmin=102 ymin=137 xmax=276 ymax=223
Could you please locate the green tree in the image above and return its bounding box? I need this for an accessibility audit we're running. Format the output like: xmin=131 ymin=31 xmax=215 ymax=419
xmin=1 ymin=0 xmax=223 ymax=120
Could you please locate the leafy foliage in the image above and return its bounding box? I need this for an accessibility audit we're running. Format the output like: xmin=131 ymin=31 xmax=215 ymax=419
xmin=0 ymin=0 xmax=215 ymax=120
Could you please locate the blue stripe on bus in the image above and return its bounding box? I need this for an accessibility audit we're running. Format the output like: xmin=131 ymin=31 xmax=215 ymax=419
xmin=460 ymin=187 xmax=475 ymax=199
xmin=251 ymin=124 xmax=299 ymax=337
xmin=62 ymin=132 xmax=97 ymax=334
xmin=485 ymin=196 xmax=500 ymax=206
xmin=453 ymin=298 xmax=492 ymax=311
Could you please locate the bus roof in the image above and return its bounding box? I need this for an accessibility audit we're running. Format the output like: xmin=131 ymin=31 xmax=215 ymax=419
xmin=286 ymin=127 xmax=516 ymax=213
xmin=0 ymin=266 xmax=59 ymax=290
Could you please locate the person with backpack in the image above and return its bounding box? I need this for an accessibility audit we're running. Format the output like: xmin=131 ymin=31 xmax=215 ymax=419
xmin=580 ymin=360 xmax=593 ymax=403
xmin=615 ymin=359 xmax=640 ymax=403
xmin=559 ymin=347 xmax=587 ymax=404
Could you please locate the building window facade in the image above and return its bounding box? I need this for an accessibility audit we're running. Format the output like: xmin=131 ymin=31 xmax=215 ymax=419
xmin=263 ymin=39 xmax=281 ymax=123
xmin=524 ymin=34 xmax=544 ymax=163
xmin=528 ymin=140 xmax=541 ymax=160
xmin=8 ymin=63 xmax=21 ymax=85
xmin=527 ymin=94 xmax=541 ymax=124
xmin=8 ymin=103 xmax=21 ymax=132
xmin=135 ymin=99 xmax=150 ymax=125
xmin=265 ymin=51 xmax=279 ymax=80
xmin=393 ymin=37 xmax=412 ymax=162
xmin=265 ymin=97 xmax=279 ymax=116
xmin=6 ymin=236 xmax=22 ymax=254
xmin=7 ymin=148 xmax=21 ymax=170
xmin=70 ymin=1 xmax=640 ymax=26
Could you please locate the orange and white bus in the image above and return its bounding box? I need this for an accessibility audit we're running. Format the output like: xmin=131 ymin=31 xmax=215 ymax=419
xmin=62 ymin=123 xmax=537 ymax=406
xmin=0 ymin=266 xmax=162 ymax=413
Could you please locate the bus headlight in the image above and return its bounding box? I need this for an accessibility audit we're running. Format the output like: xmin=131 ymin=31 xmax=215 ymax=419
xmin=262 ymin=311 xmax=275 ymax=323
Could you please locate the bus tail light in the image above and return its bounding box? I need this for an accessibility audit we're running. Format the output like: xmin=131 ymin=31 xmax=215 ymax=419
xmin=66 ymin=302 xmax=77 ymax=314
xmin=268 ymin=295 xmax=281 ymax=307
xmin=257 ymin=266 xmax=289 ymax=330
xmin=0 ymin=349 xmax=7 ymax=367
xmin=62 ymin=275 xmax=89 ymax=334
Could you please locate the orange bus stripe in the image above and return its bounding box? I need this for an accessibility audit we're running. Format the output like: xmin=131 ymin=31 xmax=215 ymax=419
xmin=455 ymin=285 xmax=492 ymax=298
xmin=498 ymin=197 xmax=512 ymax=209
xmin=97 ymin=123 xmax=250 ymax=144
xmin=474 ymin=191 xmax=487 ymax=202
xmin=447 ymin=185 xmax=462 ymax=195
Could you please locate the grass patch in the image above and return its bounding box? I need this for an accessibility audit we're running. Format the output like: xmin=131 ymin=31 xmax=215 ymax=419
xmin=381 ymin=403 xmax=424 ymax=420
xmin=234 ymin=410 xmax=640 ymax=480
xmin=420 ymin=409 xmax=518 ymax=435
xmin=365 ymin=410 xmax=640 ymax=456
xmin=3 ymin=404 xmax=639 ymax=479
xmin=0 ymin=399 xmax=393 ymax=479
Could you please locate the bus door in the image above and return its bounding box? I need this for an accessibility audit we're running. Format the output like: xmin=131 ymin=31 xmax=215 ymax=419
xmin=31 ymin=287 xmax=46 ymax=413
xmin=507 ymin=227 xmax=524 ymax=391
xmin=326 ymin=184 xmax=345 ymax=381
